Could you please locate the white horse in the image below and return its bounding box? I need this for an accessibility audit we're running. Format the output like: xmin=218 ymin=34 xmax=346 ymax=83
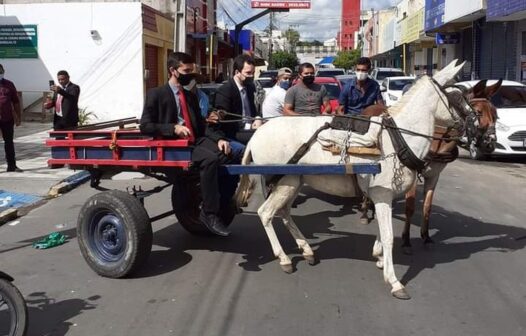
xmin=235 ymin=61 xmax=466 ymax=300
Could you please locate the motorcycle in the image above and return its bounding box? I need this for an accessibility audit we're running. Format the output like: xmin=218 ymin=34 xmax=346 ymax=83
xmin=0 ymin=271 xmax=27 ymax=336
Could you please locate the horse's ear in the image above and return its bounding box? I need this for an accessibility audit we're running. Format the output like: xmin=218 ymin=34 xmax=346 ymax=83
xmin=472 ymin=79 xmax=488 ymax=98
xmin=485 ymin=79 xmax=503 ymax=98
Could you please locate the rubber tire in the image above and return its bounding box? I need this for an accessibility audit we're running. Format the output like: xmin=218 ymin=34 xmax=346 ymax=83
xmin=77 ymin=190 xmax=152 ymax=278
xmin=0 ymin=278 xmax=28 ymax=336
xmin=171 ymin=174 xmax=236 ymax=236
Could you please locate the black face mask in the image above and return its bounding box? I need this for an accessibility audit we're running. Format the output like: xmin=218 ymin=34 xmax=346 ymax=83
xmin=177 ymin=71 xmax=194 ymax=86
xmin=242 ymin=76 xmax=254 ymax=86
xmin=302 ymin=75 xmax=315 ymax=85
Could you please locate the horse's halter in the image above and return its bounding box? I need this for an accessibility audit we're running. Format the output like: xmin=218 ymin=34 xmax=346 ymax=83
xmin=463 ymin=97 xmax=498 ymax=153
xmin=429 ymin=77 xmax=469 ymax=132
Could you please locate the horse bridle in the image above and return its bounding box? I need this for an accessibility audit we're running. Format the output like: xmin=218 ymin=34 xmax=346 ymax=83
xmin=429 ymin=77 xmax=472 ymax=132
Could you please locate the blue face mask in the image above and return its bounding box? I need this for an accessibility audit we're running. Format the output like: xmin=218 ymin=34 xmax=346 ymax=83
xmin=279 ymin=80 xmax=290 ymax=90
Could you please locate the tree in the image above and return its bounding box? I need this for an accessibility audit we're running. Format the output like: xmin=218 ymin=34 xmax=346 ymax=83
xmin=284 ymin=28 xmax=300 ymax=51
xmin=333 ymin=49 xmax=362 ymax=70
xmin=297 ymin=40 xmax=323 ymax=47
xmin=270 ymin=51 xmax=299 ymax=70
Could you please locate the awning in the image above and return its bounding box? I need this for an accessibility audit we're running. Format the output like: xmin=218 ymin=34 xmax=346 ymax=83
xmin=318 ymin=56 xmax=335 ymax=64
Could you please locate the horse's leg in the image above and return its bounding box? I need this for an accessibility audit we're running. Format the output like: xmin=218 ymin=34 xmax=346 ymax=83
xmin=372 ymin=237 xmax=384 ymax=269
xmin=257 ymin=175 xmax=301 ymax=273
xmin=278 ymin=201 xmax=316 ymax=265
xmin=421 ymin=173 xmax=441 ymax=246
xmin=371 ymin=190 xmax=410 ymax=300
xmin=359 ymin=195 xmax=370 ymax=225
xmin=402 ymin=181 xmax=417 ymax=255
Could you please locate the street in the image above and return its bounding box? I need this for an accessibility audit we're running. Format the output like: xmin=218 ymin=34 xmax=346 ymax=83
xmin=1 ymin=152 xmax=526 ymax=336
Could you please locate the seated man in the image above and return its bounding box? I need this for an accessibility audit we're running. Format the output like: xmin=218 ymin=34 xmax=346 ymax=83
xmin=337 ymin=57 xmax=384 ymax=115
xmin=140 ymin=52 xmax=232 ymax=236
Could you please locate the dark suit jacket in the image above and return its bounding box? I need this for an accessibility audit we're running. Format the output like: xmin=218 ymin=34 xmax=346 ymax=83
xmin=214 ymin=78 xmax=260 ymax=140
xmin=140 ymin=83 xmax=224 ymax=143
xmin=53 ymin=82 xmax=80 ymax=129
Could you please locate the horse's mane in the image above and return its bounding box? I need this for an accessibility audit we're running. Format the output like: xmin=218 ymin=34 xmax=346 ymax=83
xmin=388 ymin=75 xmax=430 ymax=116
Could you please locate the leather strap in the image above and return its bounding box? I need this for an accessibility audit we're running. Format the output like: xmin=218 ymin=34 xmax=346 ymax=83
xmin=383 ymin=116 xmax=427 ymax=173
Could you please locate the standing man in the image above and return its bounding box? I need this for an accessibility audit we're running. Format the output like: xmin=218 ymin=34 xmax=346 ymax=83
xmin=0 ymin=64 xmax=22 ymax=172
xmin=262 ymin=67 xmax=292 ymax=118
xmin=140 ymin=52 xmax=232 ymax=236
xmin=284 ymin=62 xmax=331 ymax=115
xmin=337 ymin=57 xmax=384 ymax=115
xmin=214 ymin=54 xmax=261 ymax=148
xmin=50 ymin=70 xmax=80 ymax=130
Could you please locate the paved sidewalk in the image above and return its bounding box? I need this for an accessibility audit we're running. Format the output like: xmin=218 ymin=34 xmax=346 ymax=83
xmin=1 ymin=122 xmax=87 ymax=222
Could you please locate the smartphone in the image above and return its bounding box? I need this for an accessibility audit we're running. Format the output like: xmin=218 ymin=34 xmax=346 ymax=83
xmin=49 ymin=80 xmax=55 ymax=87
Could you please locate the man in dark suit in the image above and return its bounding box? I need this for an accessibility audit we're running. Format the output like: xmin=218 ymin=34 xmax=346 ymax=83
xmin=140 ymin=52 xmax=232 ymax=236
xmin=214 ymin=54 xmax=262 ymax=152
xmin=50 ymin=70 xmax=80 ymax=130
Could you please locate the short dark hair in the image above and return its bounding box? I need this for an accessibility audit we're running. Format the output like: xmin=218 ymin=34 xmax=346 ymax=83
xmin=356 ymin=57 xmax=372 ymax=69
xmin=167 ymin=52 xmax=194 ymax=71
xmin=233 ymin=54 xmax=255 ymax=73
xmin=57 ymin=70 xmax=69 ymax=77
xmin=298 ymin=63 xmax=315 ymax=74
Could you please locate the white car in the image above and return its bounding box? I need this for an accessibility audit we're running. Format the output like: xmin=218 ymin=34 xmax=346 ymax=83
xmin=380 ymin=76 xmax=415 ymax=107
xmin=457 ymin=80 xmax=526 ymax=158
xmin=371 ymin=67 xmax=405 ymax=84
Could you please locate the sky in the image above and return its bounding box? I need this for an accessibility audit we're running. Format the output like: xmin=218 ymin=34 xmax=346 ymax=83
xmin=218 ymin=0 xmax=399 ymax=41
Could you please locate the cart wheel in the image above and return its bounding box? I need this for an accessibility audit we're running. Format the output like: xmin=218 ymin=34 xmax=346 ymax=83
xmin=0 ymin=278 xmax=28 ymax=336
xmin=77 ymin=190 xmax=152 ymax=278
xmin=171 ymin=174 xmax=236 ymax=236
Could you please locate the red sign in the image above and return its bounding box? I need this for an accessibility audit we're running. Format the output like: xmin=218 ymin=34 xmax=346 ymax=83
xmin=251 ymin=1 xmax=311 ymax=9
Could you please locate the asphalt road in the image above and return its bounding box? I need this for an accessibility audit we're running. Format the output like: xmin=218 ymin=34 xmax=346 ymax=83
xmin=1 ymin=153 xmax=526 ymax=336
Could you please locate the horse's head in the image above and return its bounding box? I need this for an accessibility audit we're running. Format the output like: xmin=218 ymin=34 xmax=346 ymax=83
xmin=456 ymin=79 xmax=501 ymax=153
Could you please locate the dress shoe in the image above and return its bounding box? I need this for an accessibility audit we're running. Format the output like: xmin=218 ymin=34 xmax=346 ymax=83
xmin=199 ymin=210 xmax=230 ymax=236
xmin=6 ymin=166 xmax=23 ymax=172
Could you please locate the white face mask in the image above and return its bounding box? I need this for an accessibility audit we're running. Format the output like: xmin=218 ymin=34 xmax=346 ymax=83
xmin=356 ymin=71 xmax=368 ymax=81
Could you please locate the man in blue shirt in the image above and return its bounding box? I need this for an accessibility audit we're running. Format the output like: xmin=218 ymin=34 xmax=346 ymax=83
xmin=337 ymin=57 xmax=384 ymax=115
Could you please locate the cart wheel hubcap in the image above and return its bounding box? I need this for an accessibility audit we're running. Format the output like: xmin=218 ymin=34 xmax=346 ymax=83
xmin=89 ymin=212 xmax=127 ymax=262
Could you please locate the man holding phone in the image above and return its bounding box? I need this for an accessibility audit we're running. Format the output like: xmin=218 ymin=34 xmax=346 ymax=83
xmin=49 ymin=70 xmax=80 ymax=130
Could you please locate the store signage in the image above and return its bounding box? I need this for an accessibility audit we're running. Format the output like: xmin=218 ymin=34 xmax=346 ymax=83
xmin=436 ymin=32 xmax=460 ymax=44
xmin=0 ymin=25 xmax=38 ymax=58
xmin=425 ymin=0 xmax=445 ymax=31
xmin=251 ymin=1 xmax=311 ymax=9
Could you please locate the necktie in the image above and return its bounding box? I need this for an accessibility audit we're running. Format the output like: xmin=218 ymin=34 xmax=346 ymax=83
xmin=240 ymin=88 xmax=251 ymax=129
xmin=177 ymin=89 xmax=195 ymax=140
xmin=55 ymin=94 xmax=63 ymax=117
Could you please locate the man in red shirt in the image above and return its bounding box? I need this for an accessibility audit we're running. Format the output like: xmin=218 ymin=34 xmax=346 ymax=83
xmin=0 ymin=64 xmax=22 ymax=172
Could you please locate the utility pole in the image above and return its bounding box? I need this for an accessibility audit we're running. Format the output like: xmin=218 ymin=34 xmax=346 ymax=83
xmin=174 ymin=0 xmax=186 ymax=52
xmin=269 ymin=11 xmax=274 ymax=65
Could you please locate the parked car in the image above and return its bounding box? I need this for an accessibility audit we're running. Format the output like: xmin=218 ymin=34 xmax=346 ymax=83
xmin=257 ymin=69 xmax=278 ymax=93
xmin=380 ymin=76 xmax=415 ymax=107
xmin=370 ymin=67 xmax=405 ymax=83
xmin=457 ymin=80 xmax=526 ymax=159
xmin=315 ymin=68 xmax=346 ymax=78
xmin=334 ymin=74 xmax=357 ymax=88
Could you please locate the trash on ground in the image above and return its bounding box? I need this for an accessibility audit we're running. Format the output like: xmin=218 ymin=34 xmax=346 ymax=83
xmin=32 ymin=232 xmax=67 ymax=249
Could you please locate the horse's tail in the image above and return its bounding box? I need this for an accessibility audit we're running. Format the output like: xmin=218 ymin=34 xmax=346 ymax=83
xmin=235 ymin=143 xmax=256 ymax=208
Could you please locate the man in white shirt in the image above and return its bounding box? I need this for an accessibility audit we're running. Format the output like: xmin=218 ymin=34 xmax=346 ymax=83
xmin=262 ymin=67 xmax=292 ymax=118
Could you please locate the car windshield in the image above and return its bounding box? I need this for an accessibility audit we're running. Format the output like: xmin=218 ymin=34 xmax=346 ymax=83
xmin=321 ymin=83 xmax=341 ymax=99
xmin=389 ymin=79 xmax=414 ymax=91
xmin=259 ymin=71 xmax=277 ymax=78
xmin=256 ymin=79 xmax=275 ymax=88
xmin=490 ymin=86 xmax=526 ymax=108
xmin=377 ymin=71 xmax=405 ymax=80
xmin=317 ymin=70 xmax=345 ymax=77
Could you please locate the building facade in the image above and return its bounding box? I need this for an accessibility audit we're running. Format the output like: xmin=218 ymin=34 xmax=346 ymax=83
xmin=339 ymin=0 xmax=361 ymax=50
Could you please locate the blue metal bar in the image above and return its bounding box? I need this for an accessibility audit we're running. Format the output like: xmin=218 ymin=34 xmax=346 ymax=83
xmin=220 ymin=163 xmax=381 ymax=175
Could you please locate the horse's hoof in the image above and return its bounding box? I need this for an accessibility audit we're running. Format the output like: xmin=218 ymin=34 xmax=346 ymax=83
xmin=376 ymin=261 xmax=384 ymax=269
xmin=280 ymin=264 xmax=294 ymax=274
xmin=392 ymin=288 xmax=411 ymax=300
xmin=402 ymin=245 xmax=413 ymax=255
xmin=304 ymin=255 xmax=318 ymax=266
xmin=360 ymin=217 xmax=369 ymax=225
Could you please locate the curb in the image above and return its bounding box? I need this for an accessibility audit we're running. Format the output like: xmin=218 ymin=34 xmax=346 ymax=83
xmin=48 ymin=171 xmax=91 ymax=197
xmin=0 ymin=208 xmax=18 ymax=225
